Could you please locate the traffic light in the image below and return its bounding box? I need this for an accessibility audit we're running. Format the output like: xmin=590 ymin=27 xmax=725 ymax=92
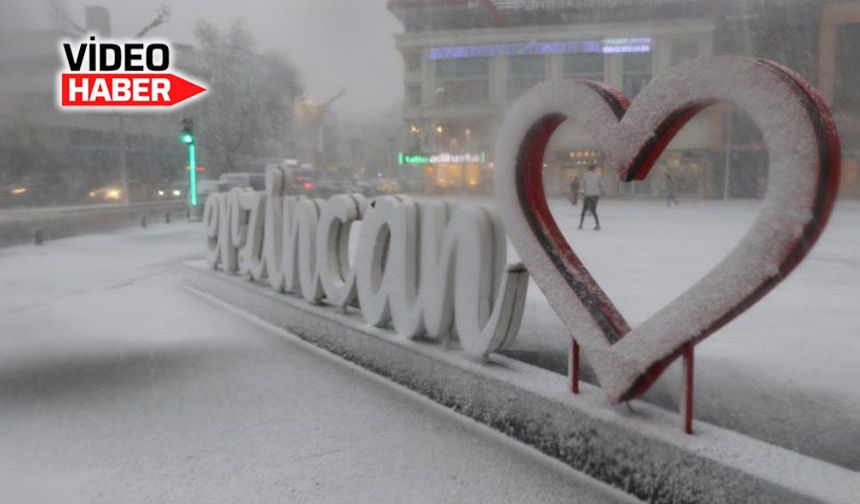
xmin=181 ymin=117 xmax=194 ymax=144
xmin=180 ymin=117 xmax=198 ymax=207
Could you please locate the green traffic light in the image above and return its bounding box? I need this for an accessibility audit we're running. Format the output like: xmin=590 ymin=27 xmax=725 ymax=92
xmin=181 ymin=133 xmax=194 ymax=144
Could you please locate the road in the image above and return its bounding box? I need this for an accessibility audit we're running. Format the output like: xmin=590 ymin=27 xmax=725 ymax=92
xmin=0 ymin=222 xmax=635 ymax=503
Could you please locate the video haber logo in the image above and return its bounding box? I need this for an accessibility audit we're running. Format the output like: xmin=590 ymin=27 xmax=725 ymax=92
xmin=58 ymin=36 xmax=207 ymax=110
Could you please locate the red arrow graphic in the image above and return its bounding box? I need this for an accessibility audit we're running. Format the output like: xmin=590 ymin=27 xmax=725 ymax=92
xmin=61 ymin=73 xmax=207 ymax=108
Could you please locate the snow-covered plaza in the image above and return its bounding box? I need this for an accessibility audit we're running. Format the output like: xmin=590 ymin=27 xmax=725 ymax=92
xmin=497 ymin=197 xmax=860 ymax=469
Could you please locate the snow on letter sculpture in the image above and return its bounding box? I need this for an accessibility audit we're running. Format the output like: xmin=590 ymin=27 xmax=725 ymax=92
xmin=494 ymin=56 xmax=841 ymax=407
xmin=203 ymin=167 xmax=528 ymax=361
xmin=354 ymin=196 xmax=528 ymax=357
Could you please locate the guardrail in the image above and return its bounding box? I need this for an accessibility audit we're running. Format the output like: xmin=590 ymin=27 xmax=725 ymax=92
xmin=0 ymin=201 xmax=190 ymax=248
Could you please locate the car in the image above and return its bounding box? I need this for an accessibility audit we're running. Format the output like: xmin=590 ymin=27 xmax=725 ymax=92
xmin=87 ymin=184 xmax=125 ymax=203
xmin=155 ymin=181 xmax=188 ymax=200
xmin=0 ymin=176 xmax=54 ymax=208
xmin=0 ymin=183 xmax=36 ymax=208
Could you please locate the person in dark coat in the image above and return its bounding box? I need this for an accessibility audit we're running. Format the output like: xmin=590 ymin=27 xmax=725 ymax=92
xmin=665 ymin=172 xmax=679 ymax=207
xmin=578 ymin=165 xmax=602 ymax=230
xmin=569 ymin=176 xmax=580 ymax=205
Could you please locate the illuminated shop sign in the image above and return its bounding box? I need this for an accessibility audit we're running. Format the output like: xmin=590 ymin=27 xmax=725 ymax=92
xmin=399 ymin=152 xmax=487 ymax=165
xmin=399 ymin=153 xmax=430 ymax=165
xmin=428 ymin=37 xmax=651 ymax=60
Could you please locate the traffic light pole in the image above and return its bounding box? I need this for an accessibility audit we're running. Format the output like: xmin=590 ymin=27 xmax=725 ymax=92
xmin=181 ymin=117 xmax=198 ymax=215
xmin=188 ymin=141 xmax=197 ymax=207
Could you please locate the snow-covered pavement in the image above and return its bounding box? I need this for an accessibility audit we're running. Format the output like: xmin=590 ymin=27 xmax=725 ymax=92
xmin=1 ymin=195 xmax=857 ymax=501
xmin=0 ymin=223 xmax=634 ymax=503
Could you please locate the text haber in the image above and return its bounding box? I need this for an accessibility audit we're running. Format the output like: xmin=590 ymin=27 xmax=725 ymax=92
xmin=63 ymin=74 xmax=171 ymax=105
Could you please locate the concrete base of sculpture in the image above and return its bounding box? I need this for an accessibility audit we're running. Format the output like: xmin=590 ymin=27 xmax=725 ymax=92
xmin=182 ymin=259 xmax=859 ymax=504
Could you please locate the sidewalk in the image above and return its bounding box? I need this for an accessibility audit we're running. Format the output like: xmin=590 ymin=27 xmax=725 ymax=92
xmin=0 ymin=223 xmax=634 ymax=503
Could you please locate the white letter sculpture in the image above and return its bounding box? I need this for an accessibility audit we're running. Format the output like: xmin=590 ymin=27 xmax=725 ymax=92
xmin=204 ymin=166 xmax=528 ymax=361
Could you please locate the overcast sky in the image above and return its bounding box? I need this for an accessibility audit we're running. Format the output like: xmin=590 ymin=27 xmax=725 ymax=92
xmin=3 ymin=0 xmax=404 ymax=121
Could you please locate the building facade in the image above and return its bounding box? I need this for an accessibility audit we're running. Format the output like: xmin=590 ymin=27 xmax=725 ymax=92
xmin=818 ymin=1 xmax=860 ymax=198
xmin=1 ymin=4 xmax=308 ymax=206
xmin=0 ymin=11 xmax=189 ymax=205
xmin=389 ymin=0 xmax=860 ymax=199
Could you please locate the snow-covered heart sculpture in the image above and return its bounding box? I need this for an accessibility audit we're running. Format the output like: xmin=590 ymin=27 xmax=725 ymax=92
xmin=494 ymin=56 xmax=841 ymax=403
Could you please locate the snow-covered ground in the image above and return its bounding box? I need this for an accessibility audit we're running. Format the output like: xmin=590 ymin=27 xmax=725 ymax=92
xmin=1 ymin=196 xmax=857 ymax=499
xmin=0 ymin=223 xmax=634 ymax=503
xmin=495 ymin=197 xmax=860 ymax=470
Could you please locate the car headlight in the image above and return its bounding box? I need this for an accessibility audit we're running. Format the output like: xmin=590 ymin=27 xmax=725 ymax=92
xmin=172 ymin=189 xmax=181 ymax=196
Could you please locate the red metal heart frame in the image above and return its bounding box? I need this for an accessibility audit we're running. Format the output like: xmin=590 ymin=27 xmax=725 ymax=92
xmin=500 ymin=57 xmax=840 ymax=403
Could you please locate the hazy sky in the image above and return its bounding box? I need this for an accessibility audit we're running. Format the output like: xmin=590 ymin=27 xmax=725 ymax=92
xmin=4 ymin=0 xmax=404 ymax=121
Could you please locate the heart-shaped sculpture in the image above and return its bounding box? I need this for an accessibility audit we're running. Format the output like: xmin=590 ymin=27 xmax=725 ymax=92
xmin=494 ymin=56 xmax=841 ymax=403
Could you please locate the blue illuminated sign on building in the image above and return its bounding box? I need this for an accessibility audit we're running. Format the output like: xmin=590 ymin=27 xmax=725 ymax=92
xmin=428 ymin=37 xmax=651 ymax=60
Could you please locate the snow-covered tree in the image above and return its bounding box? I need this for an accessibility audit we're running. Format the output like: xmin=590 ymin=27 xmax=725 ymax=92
xmin=187 ymin=20 xmax=303 ymax=175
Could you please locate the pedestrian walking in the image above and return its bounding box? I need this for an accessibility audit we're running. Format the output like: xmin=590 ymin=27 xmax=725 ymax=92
xmin=578 ymin=164 xmax=602 ymax=230
xmin=664 ymin=172 xmax=679 ymax=207
xmin=569 ymin=176 xmax=580 ymax=205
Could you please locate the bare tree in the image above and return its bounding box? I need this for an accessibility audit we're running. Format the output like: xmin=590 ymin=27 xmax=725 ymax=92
xmin=135 ymin=6 xmax=171 ymax=38
xmin=46 ymin=0 xmax=85 ymax=34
